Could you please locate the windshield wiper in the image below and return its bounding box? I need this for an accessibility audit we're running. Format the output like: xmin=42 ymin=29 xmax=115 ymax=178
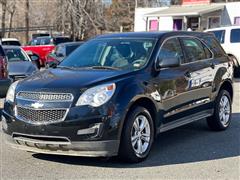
xmin=90 ymin=66 xmax=120 ymax=70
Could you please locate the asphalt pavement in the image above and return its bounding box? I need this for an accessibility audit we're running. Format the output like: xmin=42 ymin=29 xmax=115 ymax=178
xmin=0 ymin=80 xmax=239 ymax=180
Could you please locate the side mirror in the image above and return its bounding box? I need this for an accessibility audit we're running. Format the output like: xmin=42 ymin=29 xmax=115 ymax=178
xmin=29 ymin=54 xmax=39 ymax=61
xmin=56 ymin=53 xmax=64 ymax=58
xmin=156 ymin=57 xmax=180 ymax=70
xmin=27 ymin=53 xmax=40 ymax=69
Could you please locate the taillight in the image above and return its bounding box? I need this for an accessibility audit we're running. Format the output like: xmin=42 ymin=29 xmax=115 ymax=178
xmin=0 ymin=56 xmax=8 ymax=79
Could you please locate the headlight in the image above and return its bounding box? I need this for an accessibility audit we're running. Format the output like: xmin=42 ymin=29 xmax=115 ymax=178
xmin=6 ymin=81 xmax=19 ymax=102
xmin=76 ymin=83 xmax=116 ymax=107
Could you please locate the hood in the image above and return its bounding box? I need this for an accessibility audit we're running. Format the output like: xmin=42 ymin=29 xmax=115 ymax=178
xmin=8 ymin=61 xmax=38 ymax=76
xmin=17 ymin=68 xmax=132 ymax=91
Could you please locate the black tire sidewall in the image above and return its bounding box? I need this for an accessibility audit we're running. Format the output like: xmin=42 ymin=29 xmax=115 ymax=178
xmin=213 ymin=90 xmax=232 ymax=129
xmin=120 ymin=106 xmax=154 ymax=162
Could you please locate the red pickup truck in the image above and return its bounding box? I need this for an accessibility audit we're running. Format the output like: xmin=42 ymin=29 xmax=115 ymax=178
xmin=22 ymin=36 xmax=71 ymax=66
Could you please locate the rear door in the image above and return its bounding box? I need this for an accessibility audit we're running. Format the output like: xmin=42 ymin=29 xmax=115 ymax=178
xmin=177 ymin=36 xmax=214 ymax=113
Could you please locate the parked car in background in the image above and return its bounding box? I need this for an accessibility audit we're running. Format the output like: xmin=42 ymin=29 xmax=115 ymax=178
xmin=22 ymin=36 xmax=72 ymax=67
xmin=0 ymin=45 xmax=11 ymax=98
xmin=1 ymin=38 xmax=21 ymax=46
xmin=3 ymin=46 xmax=39 ymax=81
xmin=2 ymin=32 xmax=233 ymax=163
xmin=46 ymin=41 xmax=84 ymax=67
xmin=205 ymin=26 xmax=240 ymax=77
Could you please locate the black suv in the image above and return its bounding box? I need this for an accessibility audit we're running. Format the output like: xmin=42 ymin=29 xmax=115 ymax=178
xmin=2 ymin=32 xmax=234 ymax=163
xmin=0 ymin=44 xmax=11 ymax=97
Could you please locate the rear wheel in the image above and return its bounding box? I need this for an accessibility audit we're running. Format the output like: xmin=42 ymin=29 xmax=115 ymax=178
xmin=207 ymin=90 xmax=232 ymax=131
xmin=119 ymin=106 xmax=154 ymax=163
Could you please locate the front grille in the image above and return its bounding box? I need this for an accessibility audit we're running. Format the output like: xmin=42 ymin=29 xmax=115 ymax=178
xmin=17 ymin=92 xmax=73 ymax=101
xmin=16 ymin=106 xmax=67 ymax=124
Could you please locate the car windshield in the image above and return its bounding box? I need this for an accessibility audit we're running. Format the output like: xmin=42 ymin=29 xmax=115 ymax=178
xmin=60 ymin=38 xmax=156 ymax=71
xmin=29 ymin=37 xmax=51 ymax=45
xmin=2 ymin=41 xmax=21 ymax=46
xmin=4 ymin=48 xmax=29 ymax=62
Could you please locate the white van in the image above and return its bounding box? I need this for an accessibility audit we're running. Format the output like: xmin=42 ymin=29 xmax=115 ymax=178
xmin=205 ymin=26 xmax=240 ymax=77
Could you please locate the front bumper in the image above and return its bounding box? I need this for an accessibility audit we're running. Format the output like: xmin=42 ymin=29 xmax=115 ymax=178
xmin=0 ymin=78 xmax=12 ymax=98
xmin=4 ymin=132 xmax=119 ymax=157
xmin=2 ymin=101 xmax=124 ymax=157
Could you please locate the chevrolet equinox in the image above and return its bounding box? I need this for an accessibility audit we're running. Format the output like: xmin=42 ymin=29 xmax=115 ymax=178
xmin=2 ymin=32 xmax=234 ymax=163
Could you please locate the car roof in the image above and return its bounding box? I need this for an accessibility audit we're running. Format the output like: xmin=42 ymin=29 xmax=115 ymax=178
xmin=95 ymin=31 xmax=213 ymax=40
xmin=205 ymin=25 xmax=240 ymax=31
xmin=57 ymin=41 xmax=84 ymax=47
xmin=34 ymin=36 xmax=70 ymax=39
xmin=1 ymin=38 xmax=20 ymax=42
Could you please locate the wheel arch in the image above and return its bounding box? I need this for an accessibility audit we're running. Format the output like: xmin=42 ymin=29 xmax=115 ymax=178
xmin=218 ymin=80 xmax=233 ymax=101
xmin=120 ymin=96 xmax=160 ymax=139
xmin=228 ymin=54 xmax=239 ymax=67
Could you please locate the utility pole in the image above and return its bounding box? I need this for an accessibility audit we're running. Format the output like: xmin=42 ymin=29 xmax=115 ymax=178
xmin=25 ymin=0 xmax=30 ymax=44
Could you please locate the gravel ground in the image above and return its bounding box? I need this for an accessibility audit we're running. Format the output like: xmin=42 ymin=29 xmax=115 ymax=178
xmin=0 ymin=80 xmax=239 ymax=180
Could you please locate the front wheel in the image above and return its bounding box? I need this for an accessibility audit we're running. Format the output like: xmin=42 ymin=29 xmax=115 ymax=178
xmin=119 ymin=107 xmax=154 ymax=163
xmin=207 ymin=90 xmax=232 ymax=131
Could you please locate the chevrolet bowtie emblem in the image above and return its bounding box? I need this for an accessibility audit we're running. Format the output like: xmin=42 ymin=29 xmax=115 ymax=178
xmin=31 ymin=102 xmax=44 ymax=109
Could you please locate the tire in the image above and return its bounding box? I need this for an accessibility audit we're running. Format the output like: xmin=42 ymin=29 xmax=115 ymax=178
xmin=119 ymin=106 xmax=154 ymax=163
xmin=207 ymin=90 xmax=232 ymax=131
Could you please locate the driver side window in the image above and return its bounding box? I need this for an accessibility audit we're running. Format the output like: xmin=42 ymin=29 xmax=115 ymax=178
xmin=158 ymin=38 xmax=183 ymax=63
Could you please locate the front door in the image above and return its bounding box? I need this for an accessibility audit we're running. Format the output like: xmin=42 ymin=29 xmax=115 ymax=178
xmin=154 ymin=36 xmax=214 ymax=126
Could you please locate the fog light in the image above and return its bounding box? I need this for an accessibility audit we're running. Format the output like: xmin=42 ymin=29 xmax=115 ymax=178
xmin=2 ymin=116 xmax=8 ymax=131
xmin=77 ymin=123 xmax=103 ymax=137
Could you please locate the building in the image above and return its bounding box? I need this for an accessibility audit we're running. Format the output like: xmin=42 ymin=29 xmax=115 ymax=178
xmin=134 ymin=1 xmax=240 ymax=32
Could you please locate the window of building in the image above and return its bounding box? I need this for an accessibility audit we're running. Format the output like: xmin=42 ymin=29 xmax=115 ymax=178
xmin=208 ymin=16 xmax=220 ymax=29
xmin=149 ymin=19 xmax=159 ymax=31
xmin=230 ymin=29 xmax=240 ymax=43
xmin=234 ymin=17 xmax=240 ymax=25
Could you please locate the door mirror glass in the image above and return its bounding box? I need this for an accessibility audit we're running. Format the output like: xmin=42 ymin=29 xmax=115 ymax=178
xmin=29 ymin=54 xmax=39 ymax=61
xmin=157 ymin=56 xmax=180 ymax=68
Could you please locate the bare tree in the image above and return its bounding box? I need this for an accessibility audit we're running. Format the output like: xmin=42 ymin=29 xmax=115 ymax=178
xmin=25 ymin=0 xmax=30 ymax=43
xmin=0 ymin=0 xmax=7 ymax=37
xmin=7 ymin=0 xmax=17 ymax=37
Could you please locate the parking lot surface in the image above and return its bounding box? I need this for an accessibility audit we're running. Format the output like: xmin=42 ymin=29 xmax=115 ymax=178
xmin=0 ymin=80 xmax=239 ymax=180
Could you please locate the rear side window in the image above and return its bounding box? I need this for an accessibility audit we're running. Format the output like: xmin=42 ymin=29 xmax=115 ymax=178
xmin=209 ymin=30 xmax=225 ymax=44
xmin=181 ymin=37 xmax=211 ymax=63
xmin=66 ymin=45 xmax=81 ymax=56
xmin=54 ymin=38 xmax=71 ymax=45
xmin=158 ymin=38 xmax=184 ymax=63
xmin=230 ymin=29 xmax=240 ymax=43
xmin=202 ymin=36 xmax=225 ymax=58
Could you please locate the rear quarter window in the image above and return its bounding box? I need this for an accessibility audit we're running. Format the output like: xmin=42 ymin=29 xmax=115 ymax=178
xmin=230 ymin=29 xmax=240 ymax=43
xmin=202 ymin=36 xmax=226 ymax=58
